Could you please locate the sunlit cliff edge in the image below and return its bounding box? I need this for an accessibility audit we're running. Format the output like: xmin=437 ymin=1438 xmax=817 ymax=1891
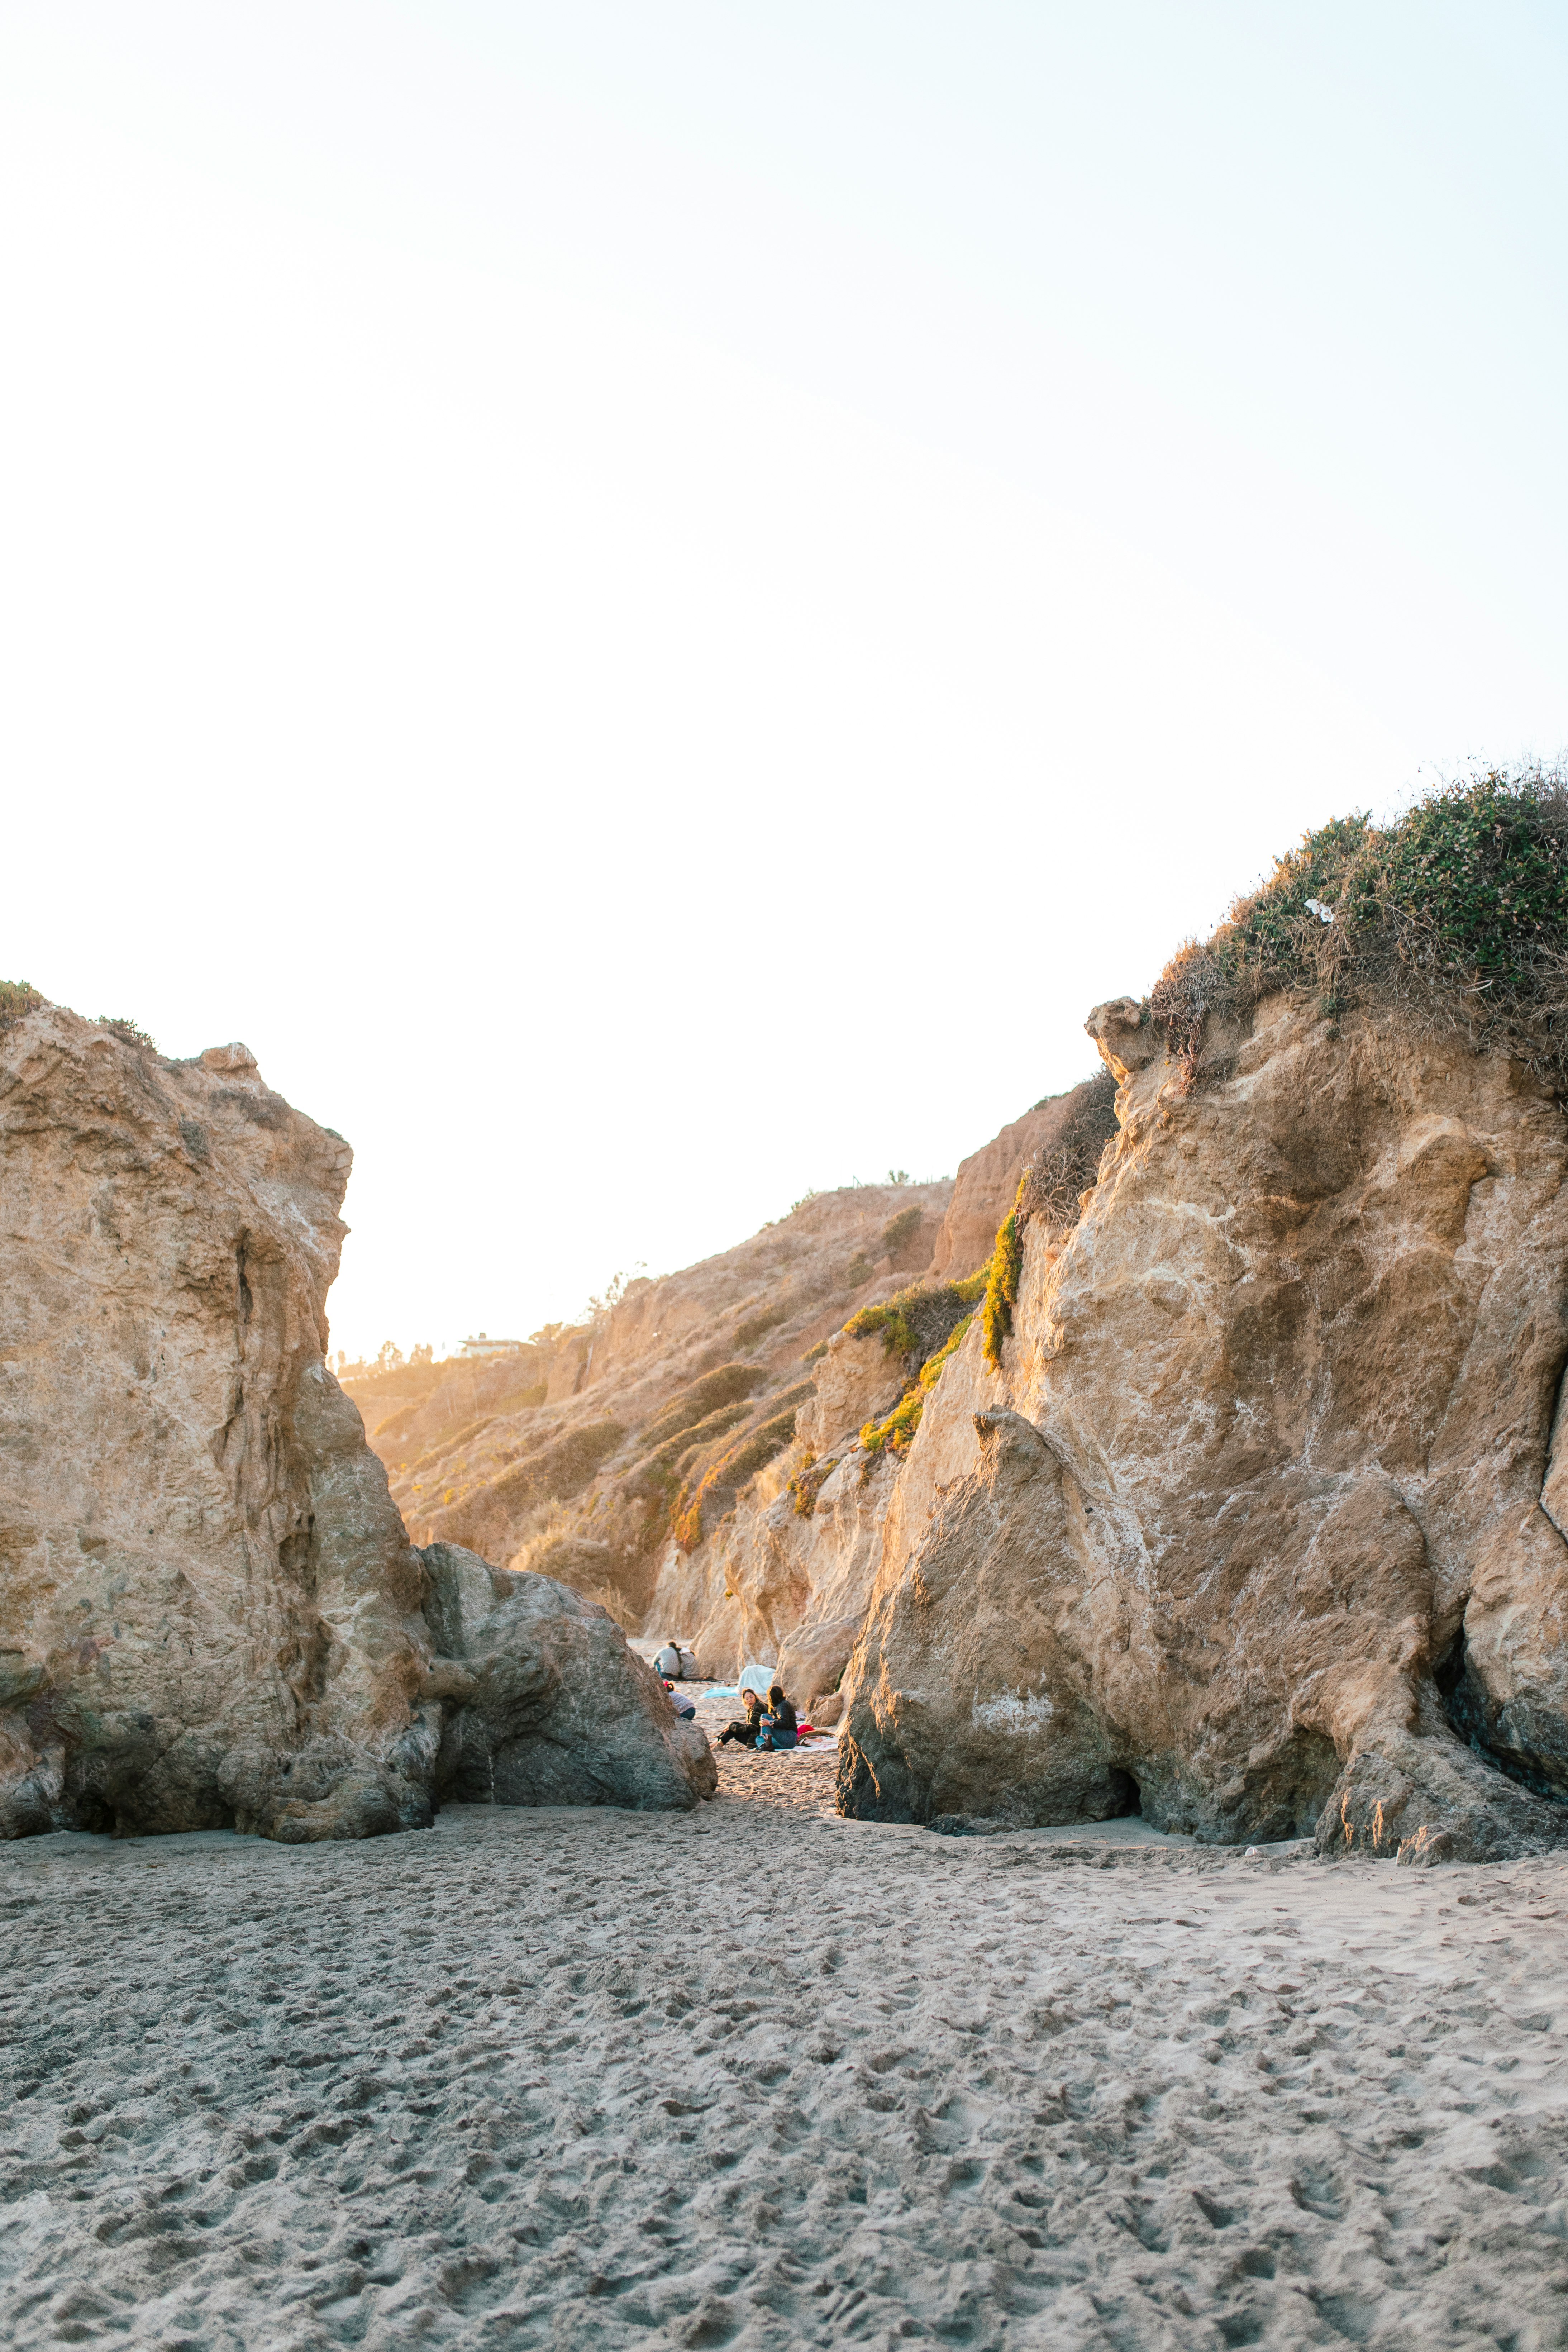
xmin=350 ymin=767 xmax=1568 ymax=1864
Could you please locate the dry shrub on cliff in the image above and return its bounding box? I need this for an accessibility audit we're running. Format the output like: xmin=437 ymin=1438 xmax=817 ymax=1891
xmin=506 ymin=1524 xmax=639 ymax=1629
xmin=96 ymin=1015 xmax=157 ymax=1050
xmin=618 ymin=1401 xmax=754 ymax=1499
xmin=1150 ymin=768 xmax=1568 ymax=1085
xmin=483 ymin=1417 xmax=625 ymax=1515
xmin=0 ymin=980 xmax=44 ymax=1033
xmin=881 ymin=1204 xmax=924 ymax=1258
xmin=400 ymin=1410 xmax=502 ymax=1483
xmin=1016 ymin=1071 xmax=1120 ymax=1229
xmin=637 ymin=1363 xmax=768 ymax=1454
xmin=733 ymin=1304 xmax=787 ymax=1350
xmin=672 ymin=1384 xmax=815 ymax=1550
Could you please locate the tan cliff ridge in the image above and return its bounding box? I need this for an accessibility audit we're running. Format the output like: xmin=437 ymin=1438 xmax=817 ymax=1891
xmin=352 ymin=772 xmax=1568 ymax=1866
xmin=348 ymin=1088 xmax=1116 ymax=1699
xmin=0 ymin=1004 xmax=712 ymax=1842
xmin=352 ymin=1179 xmax=958 ymax=1622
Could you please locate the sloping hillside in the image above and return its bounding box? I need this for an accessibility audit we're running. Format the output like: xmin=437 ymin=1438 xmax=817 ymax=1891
xmin=346 ymin=1180 xmax=954 ymax=1622
xmin=344 ymin=1073 xmax=1114 ymax=1644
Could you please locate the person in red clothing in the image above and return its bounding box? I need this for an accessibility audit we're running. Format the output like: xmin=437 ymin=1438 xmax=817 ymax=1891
xmin=662 ymin=1678 xmax=697 ymax=1722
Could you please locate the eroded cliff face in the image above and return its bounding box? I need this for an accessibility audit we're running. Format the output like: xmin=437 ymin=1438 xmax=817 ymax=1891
xmin=362 ymin=1182 xmax=953 ymax=1629
xmin=838 ymin=993 xmax=1568 ymax=1863
xmin=346 ymin=1097 xmax=1113 ymax=1689
xmin=638 ymin=1326 xmax=909 ymax=1697
xmin=0 ymin=1006 xmax=710 ymax=1839
xmin=623 ymin=1086 xmax=1115 ymax=1689
xmin=926 ymin=1075 xmax=1114 ymax=1280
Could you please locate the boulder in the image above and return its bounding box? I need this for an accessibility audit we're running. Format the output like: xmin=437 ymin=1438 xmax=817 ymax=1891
xmin=420 ymin=1545 xmax=715 ymax=1808
xmin=775 ymin=1611 xmax=862 ymax=1712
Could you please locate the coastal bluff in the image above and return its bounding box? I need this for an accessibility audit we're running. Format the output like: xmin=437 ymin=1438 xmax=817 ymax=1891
xmin=840 ymin=989 xmax=1568 ymax=1863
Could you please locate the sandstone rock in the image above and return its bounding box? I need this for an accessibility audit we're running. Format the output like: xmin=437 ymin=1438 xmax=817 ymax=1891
xmin=0 ymin=1004 xmax=711 ymax=1841
xmin=421 ymin=1544 xmax=715 ymax=1808
xmin=0 ymin=1006 xmax=432 ymax=1842
xmin=371 ymin=1182 xmax=953 ymax=1625
xmin=839 ymin=994 xmax=1568 ymax=1861
xmin=926 ymin=1075 xmax=1116 ymax=1280
xmin=1082 ymin=996 xmax=1162 ymax=1081
xmin=795 ymin=1330 xmax=907 ymax=1458
xmin=775 ymin=1611 xmax=862 ymax=1711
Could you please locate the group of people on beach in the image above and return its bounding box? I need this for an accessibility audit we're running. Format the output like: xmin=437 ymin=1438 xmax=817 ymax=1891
xmin=653 ymin=1641 xmax=802 ymax=1752
xmin=657 ymin=1665 xmax=801 ymax=1750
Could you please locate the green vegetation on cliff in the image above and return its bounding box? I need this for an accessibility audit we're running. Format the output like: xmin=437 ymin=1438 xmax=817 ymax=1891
xmin=1150 ymin=767 xmax=1568 ymax=1081
xmin=639 ymin=1362 xmax=769 ymax=1454
xmin=673 ymin=1387 xmax=814 ymax=1551
xmin=981 ymin=1184 xmax=1025 ymax=1371
xmin=859 ymin=1310 xmax=977 ymax=1460
xmin=845 ymin=1270 xmax=986 ymax=1368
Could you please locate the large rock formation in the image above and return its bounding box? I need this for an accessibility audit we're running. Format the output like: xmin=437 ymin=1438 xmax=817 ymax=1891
xmin=354 ymin=1179 xmax=955 ymax=1634
xmin=0 ymin=1005 xmax=710 ymax=1840
xmin=838 ymin=991 xmax=1568 ymax=1863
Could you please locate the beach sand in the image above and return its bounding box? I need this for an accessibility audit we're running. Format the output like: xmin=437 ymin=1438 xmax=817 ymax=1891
xmin=4 ymin=1775 xmax=1568 ymax=2350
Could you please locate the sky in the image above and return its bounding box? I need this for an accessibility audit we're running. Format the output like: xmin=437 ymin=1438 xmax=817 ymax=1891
xmin=2 ymin=3 xmax=1564 ymax=1360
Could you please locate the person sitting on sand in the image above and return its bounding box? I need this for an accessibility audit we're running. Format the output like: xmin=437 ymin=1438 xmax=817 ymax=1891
xmin=663 ymin=1678 xmax=697 ymax=1722
xmin=756 ymin=1685 xmax=799 ymax=1752
xmin=716 ymin=1689 xmax=764 ymax=1746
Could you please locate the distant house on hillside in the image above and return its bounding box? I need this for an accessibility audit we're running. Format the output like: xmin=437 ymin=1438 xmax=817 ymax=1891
xmin=459 ymin=1331 xmax=522 ymax=1360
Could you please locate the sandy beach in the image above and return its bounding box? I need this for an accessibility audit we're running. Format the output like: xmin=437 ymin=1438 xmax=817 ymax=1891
xmin=5 ymin=1762 xmax=1568 ymax=2352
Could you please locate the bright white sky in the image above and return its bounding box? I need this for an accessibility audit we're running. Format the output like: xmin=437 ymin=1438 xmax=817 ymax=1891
xmin=3 ymin=4 xmax=1564 ymax=1358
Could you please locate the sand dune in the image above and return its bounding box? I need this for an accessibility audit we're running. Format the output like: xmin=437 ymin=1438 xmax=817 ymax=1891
xmin=4 ymin=1782 xmax=1568 ymax=2349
